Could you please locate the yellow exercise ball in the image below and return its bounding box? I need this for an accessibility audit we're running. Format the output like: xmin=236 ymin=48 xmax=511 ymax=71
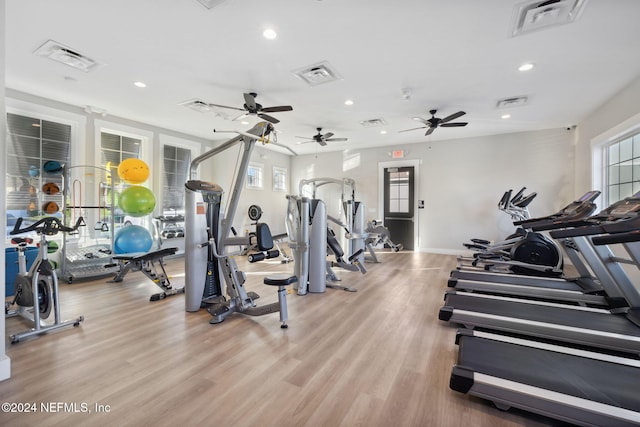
xmin=117 ymin=158 xmax=150 ymax=184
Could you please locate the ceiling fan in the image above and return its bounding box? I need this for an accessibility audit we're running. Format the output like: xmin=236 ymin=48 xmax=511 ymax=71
xmin=400 ymin=109 xmax=467 ymax=136
xmin=208 ymin=92 xmax=293 ymax=124
xmin=296 ymin=127 xmax=348 ymax=146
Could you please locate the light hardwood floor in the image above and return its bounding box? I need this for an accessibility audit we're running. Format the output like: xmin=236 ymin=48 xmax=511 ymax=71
xmin=1 ymin=251 xmax=564 ymax=427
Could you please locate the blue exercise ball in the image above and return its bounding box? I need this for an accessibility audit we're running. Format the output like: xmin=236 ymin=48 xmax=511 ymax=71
xmin=114 ymin=225 xmax=153 ymax=254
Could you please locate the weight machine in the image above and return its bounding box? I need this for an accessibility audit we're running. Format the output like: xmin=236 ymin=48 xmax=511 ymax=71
xmin=287 ymin=178 xmax=367 ymax=295
xmin=184 ymin=122 xmax=296 ymax=327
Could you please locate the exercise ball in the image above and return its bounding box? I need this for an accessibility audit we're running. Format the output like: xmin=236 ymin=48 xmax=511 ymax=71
xmin=42 ymin=201 xmax=59 ymax=214
xmin=43 ymin=160 xmax=63 ymax=174
xmin=47 ymin=241 xmax=59 ymax=254
xmin=117 ymin=158 xmax=150 ymax=184
xmin=42 ymin=182 xmax=60 ymax=195
xmin=118 ymin=186 xmax=156 ymax=217
xmin=29 ymin=165 xmax=40 ymax=177
xmin=114 ymin=225 xmax=153 ymax=254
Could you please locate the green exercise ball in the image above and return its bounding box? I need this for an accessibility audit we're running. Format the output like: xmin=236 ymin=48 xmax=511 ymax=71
xmin=118 ymin=185 xmax=156 ymax=217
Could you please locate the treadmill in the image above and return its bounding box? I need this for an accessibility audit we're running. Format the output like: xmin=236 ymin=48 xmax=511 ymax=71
xmin=447 ymin=226 xmax=640 ymax=426
xmin=439 ymin=213 xmax=640 ymax=355
xmin=450 ymin=329 xmax=640 ymax=426
xmin=449 ymin=192 xmax=640 ymax=307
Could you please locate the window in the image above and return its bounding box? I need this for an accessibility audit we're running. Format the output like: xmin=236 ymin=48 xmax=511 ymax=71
xmin=247 ymin=163 xmax=264 ymax=189
xmin=273 ymin=166 xmax=287 ymax=192
xmin=100 ymin=132 xmax=142 ymax=169
xmin=6 ymin=113 xmax=71 ymax=237
xmin=162 ymin=145 xmax=191 ymax=215
xmin=606 ymin=131 xmax=640 ymax=205
xmin=388 ymin=170 xmax=410 ymax=213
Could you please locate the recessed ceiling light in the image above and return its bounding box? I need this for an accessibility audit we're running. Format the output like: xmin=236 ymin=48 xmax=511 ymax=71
xmin=380 ymin=130 xmax=388 ymax=135
xmin=518 ymin=62 xmax=535 ymax=72
xmin=263 ymin=28 xmax=277 ymax=40
xmin=134 ymin=81 xmax=147 ymax=88
xmin=501 ymin=114 xmax=511 ymax=119
xmin=241 ymin=121 xmax=250 ymax=125
xmin=344 ymin=99 xmax=354 ymax=106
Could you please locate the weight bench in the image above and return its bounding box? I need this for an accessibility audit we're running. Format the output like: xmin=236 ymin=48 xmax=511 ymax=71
xmin=108 ymin=247 xmax=183 ymax=301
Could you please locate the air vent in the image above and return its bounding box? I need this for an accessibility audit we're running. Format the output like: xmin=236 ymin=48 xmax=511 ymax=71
xmin=496 ymin=96 xmax=529 ymax=109
xmin=360 ymin=118 xmax=387 ymax=127
xmin=510 ymin=0 xmax=588 ymax=37
xmin=33 ymin=40 xmax=100 ymax=72
xmin=292 ymin=61 xmax=342 ymax=86
xmin=196 ymin=0 xmax=227 ymax=10
xmin=179 ymin=99 xmax=212 ymax=113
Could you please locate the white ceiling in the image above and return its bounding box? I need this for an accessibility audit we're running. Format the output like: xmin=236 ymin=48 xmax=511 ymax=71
xmin=5 ymin=0 xmax=640 ymax=155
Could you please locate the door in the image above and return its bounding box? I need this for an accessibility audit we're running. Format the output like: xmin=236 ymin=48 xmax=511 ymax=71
xmin=384 ymin=166 xmax=415 ymax=250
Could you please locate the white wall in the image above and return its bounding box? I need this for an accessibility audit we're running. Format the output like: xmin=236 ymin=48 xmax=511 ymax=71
xmin=199 ymin=142 xmax=291 ymax=237
xmin=292 ymin=128 xmax=575 ymax=254
xmin=574 ymin=74 xmax=640 ymax=196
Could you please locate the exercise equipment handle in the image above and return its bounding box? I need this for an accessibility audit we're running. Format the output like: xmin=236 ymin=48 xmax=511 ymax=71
xmin=11 ymin=216 xmax=86 ymax=236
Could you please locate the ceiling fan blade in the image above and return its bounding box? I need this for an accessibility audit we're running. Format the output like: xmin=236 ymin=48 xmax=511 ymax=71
xmin=440 ymin=111 xmax=466 ymax=123
xmin=440 ymin=122 xmax=468 ymax=127
xmin=261 ymin=105 xmax=293 ymax=113
xmin=208 ymin=103 xmax=246 ymax=112
xmin=322 ymin=132 xmax=334 ymax=139
xmin=325 ymin=138 xmax=348 ymax=142
xmin=412 ymin=117 xmax=430 ymax=125
xmin=257 ymin=113 xmax=280 ymax=124
xmin=243 ymin=93 xmax=257 ymax=110
xmin=425 ymin=127 xmax=436 ymax=136
xmin=318 ymin=140 xmax=327 ymax=147
xmin=295 ymin=136 xmax=313 ymax=139
xmin=399 ymin=126 xmax=427 ymax=133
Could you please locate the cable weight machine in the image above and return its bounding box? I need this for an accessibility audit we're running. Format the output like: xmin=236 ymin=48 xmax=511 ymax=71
xmin=184 ymin=122 xmax=296 ymax=327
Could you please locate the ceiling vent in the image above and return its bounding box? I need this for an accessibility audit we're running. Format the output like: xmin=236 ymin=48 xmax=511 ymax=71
xmin=292 ymin=61 xmax=342 ymax=86
xmin=360 ymin=118 xmax=387 ymax=127
xmin=195 ymin=0 xmax=227 ymax=9
xmin=496 ymin=96 xmax=529 ymax=109
xmin=179 ymin=99 xmax=213 ymax=113
xmin=33 ymin=40 xmax=100 ymax=72
xmin=510 ymin=0 xmax=588 ymax=37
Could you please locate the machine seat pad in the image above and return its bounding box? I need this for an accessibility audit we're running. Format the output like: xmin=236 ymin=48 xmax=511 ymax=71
xmin=264 ymin=274 xmax=298 ymax=286
xmin=113 ymin=247 xmax=177 ymax=262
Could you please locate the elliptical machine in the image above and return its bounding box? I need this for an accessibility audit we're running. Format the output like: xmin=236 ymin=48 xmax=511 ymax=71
xmin=459 ymin=188 xmax=564 ymax=277
xmin=459 ymin=190 xmax=601 ymax=277
xmin=6 ymin=216 xmax=85 ymax=343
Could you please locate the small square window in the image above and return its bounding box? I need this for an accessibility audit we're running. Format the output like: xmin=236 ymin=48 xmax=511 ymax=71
xmin=247 ymin=163 xmax=264 ymax=189
xmin=273 ymin=166 xmax=287 ymax=192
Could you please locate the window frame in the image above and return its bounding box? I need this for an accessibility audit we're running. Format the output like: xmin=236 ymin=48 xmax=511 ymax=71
xmin=246 ymin=162 xmax=264 ymax=190
xmin=272 ymin=166 xmax=288 ymax=192
xmin=603 ymin=129 xmax=640 ymax=206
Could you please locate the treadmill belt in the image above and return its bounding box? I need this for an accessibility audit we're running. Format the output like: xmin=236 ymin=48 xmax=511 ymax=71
xmin=445 ymin=293 xmax=640 ymax=337
xmin=458 ymin=335 xmax=640 ymax=412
